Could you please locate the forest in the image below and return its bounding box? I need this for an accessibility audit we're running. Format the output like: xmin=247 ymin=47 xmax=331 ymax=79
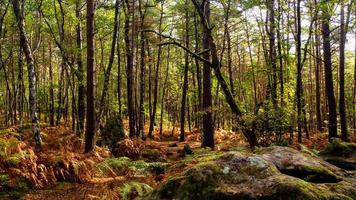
xmin=0 ymin=0 xmax=356 ymax=199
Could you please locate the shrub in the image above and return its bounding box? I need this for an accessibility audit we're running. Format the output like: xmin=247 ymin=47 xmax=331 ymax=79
xmin=100 ymin=115 xmax=125 ymax=149
xmin=240 ymin=104 xmax=294 ymax=146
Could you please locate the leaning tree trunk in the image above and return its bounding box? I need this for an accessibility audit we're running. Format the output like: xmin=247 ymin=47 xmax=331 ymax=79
xmin=12 ymin=0 xmax=41 ymax=146
xmin=98 ymin=0 xmax=120 ymax=126
xmin=191 ymin=0 xmax=258 ymax=148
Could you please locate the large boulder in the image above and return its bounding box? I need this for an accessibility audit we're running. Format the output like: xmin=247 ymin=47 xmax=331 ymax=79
xmin=147 ymin=146 xmax=356 ymax=200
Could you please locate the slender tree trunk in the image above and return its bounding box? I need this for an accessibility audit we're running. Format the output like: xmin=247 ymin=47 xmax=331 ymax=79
xmin=124 ymin=0 xmax=136 ymax=137
xmin=321 ymin=0 xmax=337 ymax=140
xmin=277 ymin=0 xmax=284 ymax=105
xmin=117 ymin=33 xmax=122 ymax=116
xmin=194 ymin=11 xmax=202 ymax=128
xmin=159 ymin=44 xmax=170 ymax=135
xmin=339 ymin=0 xmax=349 ymax=141
xmin=148 ymin=1 xmax=163 ymax=138
xmin=267 ymin=0 xmax=278 ymax=107
xmin=49 ymin=42 xmax=55 ymax=126
xmin=76 ymin=0 xmax=85 ymax=136
xmin=98 ymin=0 xmax=120 ymax=125
xmin=85 ymin=0 xmax=96 ymax=152
xmin=138 ymin=0 xmax=146 ymax=140
xmin=296 ymin=0 xmax=303 ymax=143
xmin=180 ymin=2 xmax=189 ymax=142
xmin=12 ymin=0 xmax=41 ymax=146
xmin=314 ymin=17 xmax=323 ymax=132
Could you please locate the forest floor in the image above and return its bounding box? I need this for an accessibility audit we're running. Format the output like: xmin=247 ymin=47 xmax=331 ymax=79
xmin=0 ymin=122 xmax=355 ymax=200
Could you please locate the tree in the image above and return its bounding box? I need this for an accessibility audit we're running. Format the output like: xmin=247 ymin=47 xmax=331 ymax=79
xmin=200 ymin=0 xmax=214 ymax=148
xmin=12 ymin=0 xmax=41 ymax=146
xmin=76 ymin=0 xmax=85 ymax=135
xmin=124 ymin=0 xmax=136 ymax=138
xmin=85 ymin=0 xmax=96 ymax=153
xmin=321 ymin=0 xmax=337 ymax=140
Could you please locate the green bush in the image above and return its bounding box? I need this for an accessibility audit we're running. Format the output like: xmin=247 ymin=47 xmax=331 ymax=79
xmin=240 ymin=103 xmax=294 ymax=146
xmin=100 ymin=115 xmax=125 ymax=149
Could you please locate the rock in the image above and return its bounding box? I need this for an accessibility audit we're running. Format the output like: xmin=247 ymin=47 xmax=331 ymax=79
xmin=259 ymin=146 xmax=341 ymax=183
xmin=147 ymin=146 xmax=356 ymax=200
xmin=320 ymin=138 xmax=356 ymax=170
xmin=141 ymin=149 xmax=165 ymax=162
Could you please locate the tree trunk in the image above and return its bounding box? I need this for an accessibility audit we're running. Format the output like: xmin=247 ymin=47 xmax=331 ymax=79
xmin=296 ymin=0 xmax=303 ymax=143
xmin=314 ymin=16 xmax=323 ymax=132
xmin=12 ymin=0 xmax=41 ymax=146
xmin=180 ymin=2 xmax=189 ymax=142
xmin=76 ymin=0 xmax=85 ymax=136
xmin=201 ymin=0 xmax=214 ymax=148
xmin=98 ymin=0 xmax=120 ymax=126
xmin=124 ymin=0 xmax=136 ymax=138
xmin=138 ymin=0 xmax=146 ymax=140
xmin=321 ymin=0 xmax=337 ymax=140
xmin=85 ymin=0 xmax=96 ymax=152
xmin=148 ymin=1 xmax=163 ymax=138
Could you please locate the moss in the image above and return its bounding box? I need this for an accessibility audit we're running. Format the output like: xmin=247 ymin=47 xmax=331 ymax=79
xmin=279 ymin=164 xmax=340 ymax=183
xmin=97 ymin=157 xmax=167 ymax=176
xmin=0 ymin=138 xmax=19 ymax=157
xmin=272 ymin=176 xmax=348 ymax=200
xmin=5 ymin=153 xmax=22 ymax=166
xmin=327 ymin=181 xmax=356 ymax=199
xmin=300 ymin=144 xmax=319 ymax=157
xmin=118 ymin=181 xmax=152 ymax=200
xmin=141 ymin=149 xmax=162 ymax=162
xmin=0 ymin=174 xmax=10 ymax=186
xmin=152 ymin=162 xmax=222 ymax=200
xmin=320 ymin=138 xmax=356 ymax=157
xmin=96 ymin=157 xmax=131 ymax=175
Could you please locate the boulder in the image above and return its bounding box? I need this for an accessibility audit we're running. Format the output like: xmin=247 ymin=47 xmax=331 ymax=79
xmin=147 ymin=146 xmax=356 ymax=200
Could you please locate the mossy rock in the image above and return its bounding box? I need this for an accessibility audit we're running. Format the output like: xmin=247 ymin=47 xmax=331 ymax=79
xmin=260 ymin=146 xmax=340 ymax=183
xmin=141 ymin=149 xmax=164 ymax=162
xmin=320 ymin=138 xmax=356 ymax=158
xmin=150 ymin=162 xmax=221 ymax=200
xmin=320 ymin=138 xmax=356 ymax=170
xmin=148 ymin=147 xmax=356 ymax=200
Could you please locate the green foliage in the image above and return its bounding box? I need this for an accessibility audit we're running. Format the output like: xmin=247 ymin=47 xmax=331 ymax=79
xmin=240 ymin=103 xmax=294 ymax=146
xmin=100 ymin=115 xmax=125 ymax=149
xmin=96 ymin=157 xmax=168 ymax=176
xmin=118 ymin=181 xmax=153 ymax=200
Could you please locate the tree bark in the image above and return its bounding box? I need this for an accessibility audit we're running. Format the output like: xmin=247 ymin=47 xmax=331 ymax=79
xmin=85 ymin=0 xmax=96 ymax=152
xmin=148 ymin=1 xmax=163 ymax=138
xmin=76 ymin=0 xmax=85 ymax=136
xmin=201 ymin=0 xmax=214 ymax=148
xmin=124 ymin=0 xmax=136 ymax=138
xmin=12 ymin=0 xmax=41 ymax=146
xmin=98 ymin=0 xmax=120 ymax=126
xmin=321 ymin=0 xmax=337 ymax=140
xmin=180 ymin=2 xmax=189 ymax=142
